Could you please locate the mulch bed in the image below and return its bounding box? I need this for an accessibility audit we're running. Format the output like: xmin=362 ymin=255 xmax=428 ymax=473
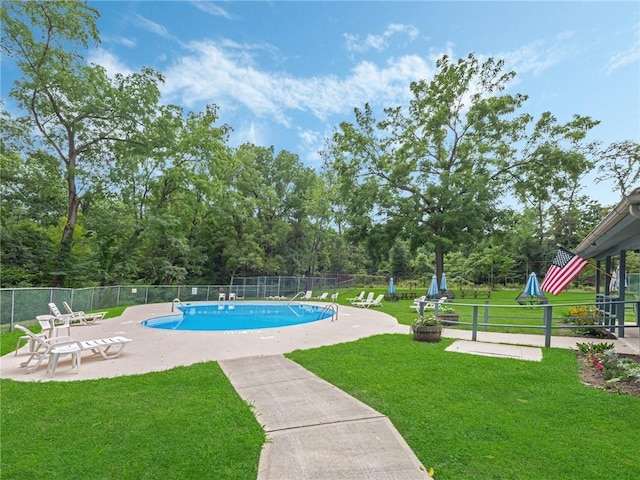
xmin=577 ymin=352 xmax=640 ymax=397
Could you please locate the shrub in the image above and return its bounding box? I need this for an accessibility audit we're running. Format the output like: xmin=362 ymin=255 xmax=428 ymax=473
xmin=564 ymin=306 xmax=605 ymax=336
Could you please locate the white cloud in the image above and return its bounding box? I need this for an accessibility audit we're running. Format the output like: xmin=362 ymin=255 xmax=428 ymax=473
xmin=135 ymin=14 xmax=172 ymax=39
xmin=498 ymin=38 xmax=568 ymax=80
xmin=190 ymin=1 xmax=232 ymax=19
xmin=344 ymin=23 xmax=420 ymax=53
xmin=160 ymin=40 xmax=434 ymax=127
xmin=230 ymin=120 xmax=266 ymax=148
xmin=104 ymin=35 xmax=136 ymax=48
xmin=606 ymin=25 xmax=640 ymax=75
xmin=87 ymin=49 xmax=134 ymax=77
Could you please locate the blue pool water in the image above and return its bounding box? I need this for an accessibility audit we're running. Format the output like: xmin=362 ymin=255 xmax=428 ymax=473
xmin=141 ymin=302 xmax=333 ymax=331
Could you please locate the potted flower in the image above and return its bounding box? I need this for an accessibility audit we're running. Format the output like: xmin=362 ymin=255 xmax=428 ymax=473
xmin=411 ymin=315 xmax=442 ymax=342
xmin=435 ymin=305 xmax=459 ymax=325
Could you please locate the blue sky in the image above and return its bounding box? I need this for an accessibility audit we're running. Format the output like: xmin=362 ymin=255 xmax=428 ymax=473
xmin=3 ymin=1 xmax=639 ymax=206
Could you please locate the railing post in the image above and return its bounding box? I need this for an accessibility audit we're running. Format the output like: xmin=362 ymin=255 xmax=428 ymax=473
xmin=472 ymin=305 xmax=478 ymax=341
xmin=10 ymin=289 xmax=16 ymax=330
xmin=543 ymin=305 xmax=553 ymax=348
xmin=483 ymin=300 xmax=489 ymax=331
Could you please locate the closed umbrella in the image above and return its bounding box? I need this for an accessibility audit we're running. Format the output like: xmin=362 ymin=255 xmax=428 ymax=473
xmin=428 ymin=275 xmax=439 ymax=297
xmin=440 ymin=272 xmax=447 ymax=292
xmin=524 ymin=272 xmax=542 ymax=296
xmin=388 ymin=277 xmax=395 ymax=295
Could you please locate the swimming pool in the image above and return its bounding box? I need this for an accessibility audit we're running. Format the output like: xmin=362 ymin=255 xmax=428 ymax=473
xmin=141 ymin=302 xmax=335 ymax=331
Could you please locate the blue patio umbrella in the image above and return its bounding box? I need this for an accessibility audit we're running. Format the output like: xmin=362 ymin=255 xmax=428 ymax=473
xmin=388 ymin=277 xmax=395 ymax=295
xmin=523 ymin=272 xmax=542 ymax=296
xmin=440 ymin=272 xmax=448 ymax=292
xmin=428 ymin=275 xmax=439 ymax=296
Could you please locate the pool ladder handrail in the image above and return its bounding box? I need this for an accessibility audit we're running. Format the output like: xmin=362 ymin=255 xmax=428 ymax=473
xmin=289 ymin=291 xmax=306 ymax=302
xmin=172 ymin=298 xmax=185 ymax=312
xmin=318 ymin=302 xmax=339 ymax=322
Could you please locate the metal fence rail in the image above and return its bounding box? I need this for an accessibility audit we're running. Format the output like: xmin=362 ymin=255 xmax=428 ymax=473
xmin=1 ymin=277 xmax=339 ymax=328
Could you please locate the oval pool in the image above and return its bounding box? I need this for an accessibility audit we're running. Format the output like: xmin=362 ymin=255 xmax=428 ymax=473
xmin=141 ymin=302 xmax=334 ymax=331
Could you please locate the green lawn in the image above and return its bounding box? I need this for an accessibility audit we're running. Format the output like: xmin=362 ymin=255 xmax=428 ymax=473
xmin=1 ymin=363 xmax=265 ymax=480
xmin=337 ymin=287 xmax=635 ymax=336
xmin=2 ymin=298 xmax=638 ymax=479
xmin=288 ymin=334 xmax=639 ymax=480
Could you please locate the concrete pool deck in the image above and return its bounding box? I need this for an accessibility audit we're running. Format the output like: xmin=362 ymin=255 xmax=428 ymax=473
xmin=2 ymin=301 xmax=638 ymax=380
xmin=1 ymin=302 xmax=412 ymax=382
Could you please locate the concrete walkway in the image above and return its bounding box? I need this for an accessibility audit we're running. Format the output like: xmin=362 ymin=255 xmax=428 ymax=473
xmin=220 ymin=355 xmax=432 ymax=480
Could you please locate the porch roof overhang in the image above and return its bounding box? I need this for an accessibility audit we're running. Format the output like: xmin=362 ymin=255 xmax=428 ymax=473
xmin=575 ymin=187 xmax=640 ymax=260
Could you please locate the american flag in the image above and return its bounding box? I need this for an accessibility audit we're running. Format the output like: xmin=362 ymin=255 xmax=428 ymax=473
xmin=540 ymin=247 xmax=589 ymax=295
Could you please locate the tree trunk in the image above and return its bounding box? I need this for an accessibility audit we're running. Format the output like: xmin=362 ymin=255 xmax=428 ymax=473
xmin=435 ymin=243 xmax=444 ymax=288
xmin=52 ymin=149 xmax=80 ymax=287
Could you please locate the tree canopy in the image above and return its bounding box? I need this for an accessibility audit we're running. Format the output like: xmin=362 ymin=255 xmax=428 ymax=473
xmin=1 ymin=1 xmax=631 ymax=289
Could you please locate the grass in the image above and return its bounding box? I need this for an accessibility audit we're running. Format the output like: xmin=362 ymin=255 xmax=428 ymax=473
xmin=1 ymin=363 xmax=265 ymax=479
xmin=337 ymin=287 xmax=636 ymax=336
xmin=2 ymin=297 xmax=638 ymax=479
xmin=287 ymin=334 xmax=640 ymax=480
xmin=1 ymin=306 xmax=128 ymax=356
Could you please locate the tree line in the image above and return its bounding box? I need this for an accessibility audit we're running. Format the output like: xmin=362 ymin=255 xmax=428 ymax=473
xmin=1 ymin=1 xmax=638 ymax=288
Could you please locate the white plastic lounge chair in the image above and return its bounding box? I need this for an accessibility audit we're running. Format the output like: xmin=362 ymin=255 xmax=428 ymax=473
xmin=14 ymin=325 xmax=76 ymax=375
xmin=367 ymin=294 xmax=385 ymax=308
xmin=330 ymin=293 xmax=339 ymax=301
xmin=302 ymin=291 xmax=313 ymax=300
xmin=61 ymin=301 xmax=106 ymax=324
xmin=218 ymin=293 xmax=226 ymax=301
xmin=14 ymin=321 xmax=52 ymax=356
xmin=315 ymin=292 xmax=328 ymax=301
xmin=347 ymin=291 xmax=365 ymax=304
xmin=16 ymin=325 xmax=132 ymax=377
xmin=354 ymin=292 xmax=375 ymax=307
xmin=49 ymin=302 xmax=88 ymax=329
xmin=16 ymin=327 xmax=79 ymax=378
xmin=228 ymin=293 xmax=236 ymax=301
xmin=411 ymin=296 xmax=446 ymax=312
xmin=38 ymin=313 xmax=71 ymax=337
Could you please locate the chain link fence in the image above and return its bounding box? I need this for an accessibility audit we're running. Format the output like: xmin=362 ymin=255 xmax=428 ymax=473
xmin=1 ymin=276 xmax=350 ymax=329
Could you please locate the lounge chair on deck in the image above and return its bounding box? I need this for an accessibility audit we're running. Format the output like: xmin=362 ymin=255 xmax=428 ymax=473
xmin=315 ymin=292 xmax=328 ymax=301
xmin=302 ymin=291 xmax=313 ymax=300
xmin=347 ymin=291 xmax=365 ymax=304
xmin=16 ymin=325 xmax=132 ymax=378
xmin=354 ymin=292 xmax=384 ymax=308
xmin=61 ymin=301 xmax=106 ymax=324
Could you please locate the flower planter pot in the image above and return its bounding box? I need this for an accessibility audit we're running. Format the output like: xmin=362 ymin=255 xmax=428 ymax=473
xmin=437 ymin=314 xmax=459 ymax=325
xmin=411 ymin=325 xmax=442 ymax=343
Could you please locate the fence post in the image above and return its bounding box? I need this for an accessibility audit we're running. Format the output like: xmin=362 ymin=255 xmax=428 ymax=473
xmin=472 ymin=305 xmax=478 ymax=341
xmin=483 ymin=300 xmax=489 ymax=331
xmin=117 ymin=286 xmax=121 ymax=307
xmin=10 ymin=289 xmax=16 ymax=330
xmin=543 ymin=305 xmax=553 ymax=348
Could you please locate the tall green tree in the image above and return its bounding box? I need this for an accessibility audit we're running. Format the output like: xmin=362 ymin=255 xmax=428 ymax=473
xmin=595 ymin=140 xmax=640 ymax=198
xmin=2 ymin=0 xmax=164 ymax=285
xmin=324 ymin=54 xmax=599 ymax=283
xmin=323 ymin=54 xmax=527 ymax=284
